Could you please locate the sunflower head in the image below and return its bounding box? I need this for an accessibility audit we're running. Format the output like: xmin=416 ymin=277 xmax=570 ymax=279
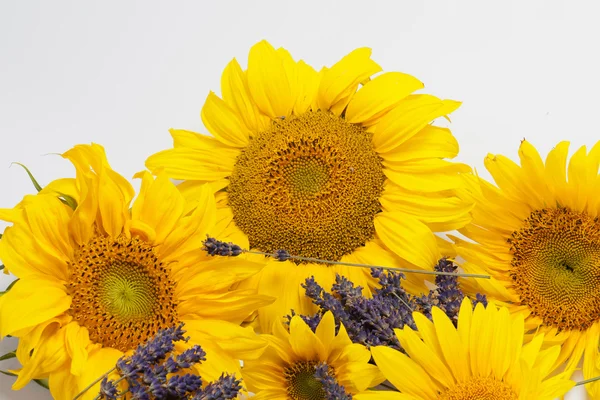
xmin=242 ymin=311 xmax=383 ymax=399
xmin=362 ymin=299 xmax=574 ymax=400
xmin=454 ymin=140 xmax=600 ymax=381
xmin=146 ymin=40 xmax=473 ymax=332
xmin=0 ymin=144 xmax=270 ymax=398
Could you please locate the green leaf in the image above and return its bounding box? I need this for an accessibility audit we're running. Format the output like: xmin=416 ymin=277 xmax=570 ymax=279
xmin=4 ymin=278 xmax=19 ymax=293
xmin=0 ymin=264 xmax=4 ymax=271
xmin=57 ymin=192 xmax=78 ymax=210
xmin=11 ymin=163 xmax=43 ymax=192
xmin=0 ymin=370 xmax=49 ymax=391
xmin=0 ymin=350 xmax=16 ymax=361
xmin=34 ymin=378 xmax=49 ymax=389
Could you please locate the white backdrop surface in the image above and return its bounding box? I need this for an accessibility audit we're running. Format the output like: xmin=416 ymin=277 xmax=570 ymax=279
xmin=0 ymin=0 xmax=598 ymax=398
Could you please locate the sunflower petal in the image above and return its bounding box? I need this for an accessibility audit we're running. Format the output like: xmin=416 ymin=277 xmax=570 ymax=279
xmin=145 ymin=147 xmax=237 ymax=181
xmin=132 ymin=171 xmax=185 ymax=244
xmin=370 ymin=345 xmax=438 ymax=398
xmin=374 ymin=211 xmax=439 ymax=269
xmin=201 ymin=91 xmax=251 ymax=147
xmin=317 ymin=47 xmax=381 ymax=112
xmin=346 ymin=72 xmax=423 ymax=125
xmin=221 ymin=58 xmax=270 ymax=133
xmin=373 ymin=95 xmax=460 ymax=154
xmin=247 ymin=40 xmax=295 ymax=118
xmin=0 ymin=278 xmax=70 ymax=338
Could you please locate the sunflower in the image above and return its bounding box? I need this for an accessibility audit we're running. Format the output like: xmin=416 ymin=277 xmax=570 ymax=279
xmin=146 ymin=40 xmax=472 ymax=332
xmin=241 ymin=311 xmax=382 ymax=399
xmin=453 ymin=139 xmax=600 ymax=395
xmin=354 ymin=299 xmax=574 ymax=400
xmin=0 ymin=144 xmax=272 ymax=399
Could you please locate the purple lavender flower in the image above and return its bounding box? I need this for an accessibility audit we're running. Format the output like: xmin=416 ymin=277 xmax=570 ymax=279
xmin=192 ymin=374 xmax=243 ymax=400
xmin=314 ymin=363 xmax=352 ymax=400
xmin=290 ymin=258 xmax=487 ymax=352
xmin=202 ymin=237 xmax=243 ymax=257
xmin=96 ymin=324 xmax=241 ymax=400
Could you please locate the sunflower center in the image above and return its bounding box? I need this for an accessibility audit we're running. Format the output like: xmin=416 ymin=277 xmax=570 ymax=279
xmin=284 ymin=361 xmax=328 ymax=400
xmin=67 ymin=235 xmax=179 ymax=351
xmin=227 ymin=111 xmax=385 ymax=262
xmin=439 ymin=376 xmax=517 ymax=400
xmin=508 ymin=207 xmax=600 ymax=331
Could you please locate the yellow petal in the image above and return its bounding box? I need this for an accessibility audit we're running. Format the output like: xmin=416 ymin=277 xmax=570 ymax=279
xmin=373 ymin=95 xmax=461 ymax=154
xmin=131 ymin=171 xmax=184 ymax=244
xmin=64 ymin=322 xmax=91 ymax=376
xmin=22 ymin=195 xmax=72 ymax=264
xmin=370 ymin=345 xmax=438 ymax=399
xmin=159 ymin=183 xmax=217 ymax=262
xmin=383 ymin=159 xmax=471 ymax=193
xmin=221 ymin=58 xmax=270 ymax=133
xmin=68 ymin=173 xmax=98 ymax=246
xmin=0 ymin=214 xmax=69 ymax=280
xmin=178 ymin=290 xmax=274 ymax=325
xmin=381 ymin=125 xmax=459 ymax=162
xmin=354 ymin=392 xmax=417 ymax=400
xmin=431 ymin=306 xmax=469 ymax=381
xmin=289 ymin=315 xmax=324 ymax=360
xmin=544 ymin=141 xmax=569 ymax=203
xmin=317 ymin=48 xmax=381 ymax=112
xmin=0 ymin=277 xmax=70 ymax=337
xmin=374 ymin=211 xmax=439 ymax=269
xmin=183 ymin=319 xmax=268 ymax=361
xmin=518 ymin=140 xmax=553 ymax=206
xmin=395 ymin=326 xmax=452 ymax=390
xmin=247 ymin=40 xmax=295 ymax=118
xmin=201 ymin=91 xmax=251 ymax=147
xmin=97 ymin=170 xmax=130 ymax=237
xmin=315 ymin=311 xmax=336 ymax=355
xmin=190 ymin=342 xmax=246 ymax=387
xmin=484 ymin=154 xmax=534 ymax=205
xmin=346 ymin=72 xmax=424 ymax=125
xmin=145 ymin=147 xmax=237 ymax=181
xmin=40 ymin=177 xmax=80 ymax=204
xmin=75 ymin=347 xmax=123 ymax=400
xmin=175 ymin=257 xmax=265 ymax=295
xmin=293 ymin=60 xmax=320 ymax=114
xmin=13 ymin=323 xmax=69 ymax=390
xmin=380 ymin=188 xmax=472 ymax=231
xmin=48 ymin=364 xmax=80 ymax=400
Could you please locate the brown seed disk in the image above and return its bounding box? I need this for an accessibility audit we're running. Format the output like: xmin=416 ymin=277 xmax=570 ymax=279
xmin=67 ymin=234 xmax=179 ymax=351
xmin=508 ymin=207 xmax=600 ymax=331
xmin=227 ymin=111 xmax=385 ymax=262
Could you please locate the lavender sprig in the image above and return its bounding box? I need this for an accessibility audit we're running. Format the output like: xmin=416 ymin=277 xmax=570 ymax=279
xmin=74 ymin=324 xmax=242 ymax=400
xmin=314 ymin=363 xmax=352 ymax=400
xmin=201 ymin=237 xmax=490 ymax=279
xmin=288 ymin=258 xmax=487 ymax=352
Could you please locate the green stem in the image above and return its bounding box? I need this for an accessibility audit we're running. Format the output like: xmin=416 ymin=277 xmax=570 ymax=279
xmin=245 ymin=250 xmax=491 ymax=279
xmin=576 ymin=375 xmax=600 ymax=386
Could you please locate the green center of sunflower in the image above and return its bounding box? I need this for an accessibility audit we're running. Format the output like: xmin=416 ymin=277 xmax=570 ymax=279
xmin=67 ymin=235 xmax=179 ymax=351
xmin=508 ymin=207 xmax=600 ymax=330
xmin=227 ymin=111 xmax=385 ymax=262
xmin=284 ymin=361 xmax=328 ymax=400
xmin=439 ymin=376 xmax=517 ymax=400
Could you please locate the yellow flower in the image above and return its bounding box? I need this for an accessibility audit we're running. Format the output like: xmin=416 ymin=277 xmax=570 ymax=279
xmin=242 ymin=311 xmax=382 ymax=399
xmin=454 ymin=140 xmax=600 ymax=396
xmin=146 ymin=40 xmax=472 ymax=332
xmin=0 ymin=144 xmax=272 ymax=399
xmin=356 ymin=300 xmax=575 ymax=400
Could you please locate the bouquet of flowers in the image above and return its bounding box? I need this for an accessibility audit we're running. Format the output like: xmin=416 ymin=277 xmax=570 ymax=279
xmin=1 ymin=40 xmax=597 ymax=400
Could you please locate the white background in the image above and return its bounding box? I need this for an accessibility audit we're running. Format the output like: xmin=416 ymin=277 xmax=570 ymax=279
xmin=0 ymin=0 xmax=597 ymax=398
